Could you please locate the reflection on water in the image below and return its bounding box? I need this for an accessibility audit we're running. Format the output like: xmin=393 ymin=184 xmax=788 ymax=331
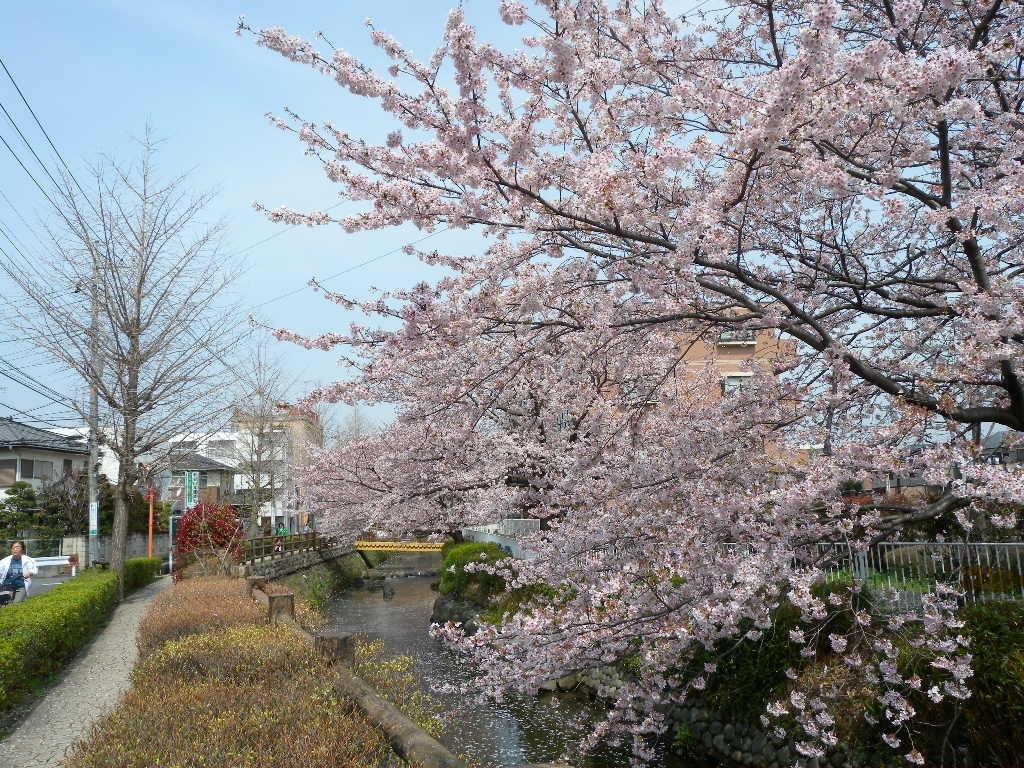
xmin=325 ymin=576 xmax=620 ymax=768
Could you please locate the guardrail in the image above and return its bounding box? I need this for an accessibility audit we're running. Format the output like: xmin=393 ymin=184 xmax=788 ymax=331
xmin=462 ymin=518 xmax=541 ymax=559
xmin=462 ymin=519 xmax=541 ymax=537
xmin=33 ymin=554 xmax=74 ymax=574
xmin=816 ymin=541 xmax=1024 ymax=610
xmin=241 ymin=532 xmax=324 ymax=563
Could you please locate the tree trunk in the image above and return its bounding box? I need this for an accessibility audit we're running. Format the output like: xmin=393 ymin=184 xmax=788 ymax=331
xmin=111 ymin=477 xmax=131 ymax=599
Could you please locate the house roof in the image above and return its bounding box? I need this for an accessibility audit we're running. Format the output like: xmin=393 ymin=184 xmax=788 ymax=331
xmin=982 ymin=430 xmax=1022 ymax=451
xmin=0 ymin=418 xmax=89 ymax=455
xmin=164 ymin=451 xmax=235 ymax=472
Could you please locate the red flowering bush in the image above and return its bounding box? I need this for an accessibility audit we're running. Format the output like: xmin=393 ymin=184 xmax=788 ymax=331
xmin=173 ymin=503 xmax=243 ymax=580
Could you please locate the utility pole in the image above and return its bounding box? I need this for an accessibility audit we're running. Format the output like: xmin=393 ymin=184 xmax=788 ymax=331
xmin=146 ymin=483 xmax=155 ymax=558
xmin=87 ymin=248 xmax=100 ymax=566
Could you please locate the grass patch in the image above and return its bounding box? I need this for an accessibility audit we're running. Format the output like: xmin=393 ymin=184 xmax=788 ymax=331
xmin=279 ymin=554 xmax=368 ymax=611
xmin=69 ymin=624 xmax=393 ymax=768
xmin=68 ymin=572 xmax=445 ymax=768
xmin=136 ymin=575 xmax=265 ymax=657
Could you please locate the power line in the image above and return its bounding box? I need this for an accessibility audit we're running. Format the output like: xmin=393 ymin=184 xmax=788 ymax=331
xmin=0 ymin=55 xmax=94 ymax=207
xmin=232 ymin=200 xmax=347 ymax=257
xmin=0 ymin=97 xmax=64 ymax=193
xmin=0 ymin=129 xmax=61 ymax=211
xmin=0 ymin=353 xmax=75 ymax=403
xmin=0 ymin=364 xmax=75 ymax=409
xmin=251 ymin=226 xmax=450 ymax=310
xmin=0 ymin=400 xmax=80 ymax=428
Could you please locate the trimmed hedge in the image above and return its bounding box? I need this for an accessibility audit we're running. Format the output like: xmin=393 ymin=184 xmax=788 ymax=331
xmin=0 ymin=569 xmax=119 ymax=715
xmin=136 ymin=576 xmax=264 ymax=658
xmin=67 ymin=576 xmax=444 ymax=768
xmin=124 ymin=557 xmax=163 ymax=593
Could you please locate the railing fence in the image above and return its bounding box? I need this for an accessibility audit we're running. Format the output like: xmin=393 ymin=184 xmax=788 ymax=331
xmin=242 ymin=531 xmax=323 ymax=563
xmin=815 ymin=541 xmax=1024 ymax=611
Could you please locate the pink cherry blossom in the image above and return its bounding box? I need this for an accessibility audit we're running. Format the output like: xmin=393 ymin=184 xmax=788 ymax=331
xmin=245 ymin=1 xmax=1024 ymax=761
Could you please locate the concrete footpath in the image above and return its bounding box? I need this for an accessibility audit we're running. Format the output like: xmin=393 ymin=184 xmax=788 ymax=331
xmin=0 ymin=576 xmax=171 ymax=767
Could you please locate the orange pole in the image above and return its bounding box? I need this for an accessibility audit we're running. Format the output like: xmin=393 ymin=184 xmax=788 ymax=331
xmin=147 ymin=486 xmax=155 ymax=558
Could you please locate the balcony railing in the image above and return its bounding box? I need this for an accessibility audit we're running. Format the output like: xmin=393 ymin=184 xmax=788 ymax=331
xmin=718 ymin=329 xmax=758 ymax=344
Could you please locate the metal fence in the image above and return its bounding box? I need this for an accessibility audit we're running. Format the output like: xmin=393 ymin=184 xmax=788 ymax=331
xmin=1 ymin=535 xmax=170 ymax=562
xmin=462 ymin=518 xmax=541 ymax=559
xmin=1 ymin=538 xmax=63 ymax=556
xmin=815 ymin=541 xmax=1024 ymax=611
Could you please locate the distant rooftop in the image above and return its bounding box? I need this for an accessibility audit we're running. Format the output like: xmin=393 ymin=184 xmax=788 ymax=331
xmin=163 ymin=451 xmax=235 ymax=472
xmin=0 ymin=417 xmax=89 ymax=454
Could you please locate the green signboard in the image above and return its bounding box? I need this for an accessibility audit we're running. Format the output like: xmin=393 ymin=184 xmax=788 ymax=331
xmin=185 ymin=470 xmax=199 ymax=508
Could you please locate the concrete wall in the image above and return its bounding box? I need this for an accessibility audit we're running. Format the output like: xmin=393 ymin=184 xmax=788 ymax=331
xmin=62 ymin=533 xmax=170 ymax=562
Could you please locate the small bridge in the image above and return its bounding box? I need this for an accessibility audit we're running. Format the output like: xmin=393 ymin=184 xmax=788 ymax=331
xmin=354 ymin=540 xmax=445 ymax=552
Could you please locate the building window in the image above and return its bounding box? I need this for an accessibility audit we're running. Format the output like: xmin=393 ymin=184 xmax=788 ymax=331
xmin=0 ymin=459 xmax=15 ymax=485
xmin=170 ymin=470 xmax=208 ymax=489
xmin=63 ymin=459 xmax=73 ymax=475
xmin=19 ymin=459 xmax=53 ymax=481
xmin=206 ymin=440 xmax=235 ymax=459
xmin=722 ymin=374 xmax=752 ymax=394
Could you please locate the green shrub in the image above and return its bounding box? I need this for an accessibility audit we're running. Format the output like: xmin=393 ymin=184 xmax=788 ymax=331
xmin=681 ymin=581 xmax=869 ymax=723
xmin=481 ymin=580 xmax=565 ymax=625
xmin=956 ymin=601 xmax=1024 ymax=766
xmin=124 ymin=557 xmax=163 ymax=593
xmin=438 ymin=541 xmax=509 ymax=605
xmin=683 ymin=599 xmax=804 ymax=723
xmin=0 ymin=569 xmax=119 ymax=716
xmin=280 ymin=554 xmax=369 ymax=611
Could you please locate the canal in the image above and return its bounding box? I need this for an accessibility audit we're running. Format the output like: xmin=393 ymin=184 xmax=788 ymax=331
xmin=325 ymin=575 xmax=627 ymax=768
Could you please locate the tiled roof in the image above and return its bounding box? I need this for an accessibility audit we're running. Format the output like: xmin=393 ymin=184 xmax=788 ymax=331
xmin=163 ymin=451 xmax=235 ymax=472
xmin=0 ymin=418 xmax=89 ymax=454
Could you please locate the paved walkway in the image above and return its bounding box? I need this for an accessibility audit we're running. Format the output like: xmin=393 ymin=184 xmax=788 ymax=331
xmin=0 ymin=576 xmax=171 ymax=767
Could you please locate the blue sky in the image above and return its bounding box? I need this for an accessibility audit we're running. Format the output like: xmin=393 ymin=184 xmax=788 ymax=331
xmin=0 ymin=1 xmax=513 ymax=429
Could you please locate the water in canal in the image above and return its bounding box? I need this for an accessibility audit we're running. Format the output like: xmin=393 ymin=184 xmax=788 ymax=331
xmin=325 ymin=576 xmax=627 ymax=768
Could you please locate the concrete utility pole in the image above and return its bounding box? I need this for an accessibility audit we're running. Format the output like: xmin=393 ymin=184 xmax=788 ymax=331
xmin=87 ymin=249 xmax=100 ymax=566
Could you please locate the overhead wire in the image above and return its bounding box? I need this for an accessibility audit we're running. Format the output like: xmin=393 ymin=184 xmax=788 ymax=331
xmin=0 ymin=55 xmax=96 ymax=209
xmin=0 ymin=400 xmax=79 ymax=428
xmin=250 ymin=225 xmax=451 ymax=310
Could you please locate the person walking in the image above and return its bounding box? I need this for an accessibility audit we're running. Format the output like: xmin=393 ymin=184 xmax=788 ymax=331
xmin=0 ymin=541 xmax=38 ymax=604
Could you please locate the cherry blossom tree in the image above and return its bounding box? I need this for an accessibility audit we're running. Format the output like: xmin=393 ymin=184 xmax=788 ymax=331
xmin=246 ymin=1 xmax=1022 ymax=762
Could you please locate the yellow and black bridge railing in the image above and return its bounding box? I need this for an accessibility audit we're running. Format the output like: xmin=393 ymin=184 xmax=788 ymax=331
xmin=353 ymin=540 xmax=445 ymax=552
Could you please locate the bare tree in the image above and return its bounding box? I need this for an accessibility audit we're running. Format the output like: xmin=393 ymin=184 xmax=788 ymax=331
xmin=333 ymin=404 xmax=376 ymax=447
xmin=230 ymin=341 xmax=296 ymax=530
xmin=0 ymin=136 xmax=240 ymax=595
xmin=38 ymin=469 xmax=89 ymax=535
